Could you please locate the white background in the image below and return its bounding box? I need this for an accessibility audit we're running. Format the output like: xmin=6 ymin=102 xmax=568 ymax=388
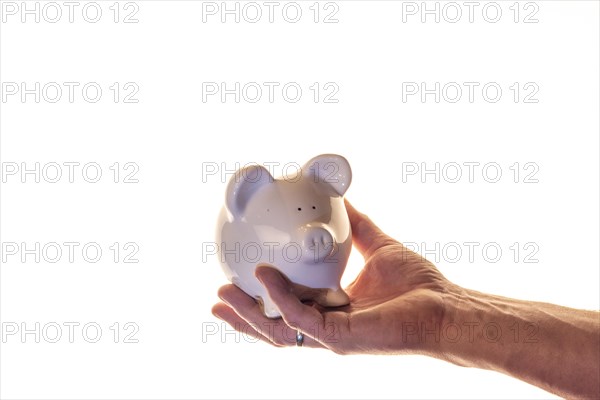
xmin=0 ymin=0 xmax=598 ymax=398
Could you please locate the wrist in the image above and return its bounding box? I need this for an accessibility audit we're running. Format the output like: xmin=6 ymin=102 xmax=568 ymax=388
xmin=435 ymin=285 xmax=600 ymax=398
xmin=435 ymin=286 xmax=529 ymax=370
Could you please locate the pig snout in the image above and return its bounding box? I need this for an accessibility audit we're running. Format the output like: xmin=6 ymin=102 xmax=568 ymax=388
xmin=303 ymin=227 xmax=336 ymax=263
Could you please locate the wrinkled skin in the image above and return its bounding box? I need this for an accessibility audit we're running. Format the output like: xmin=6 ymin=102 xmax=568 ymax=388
xmin=211 ymin=199 xmax=600 ymax=399
xmin=212 ymin=199 xmax=455 ymax=354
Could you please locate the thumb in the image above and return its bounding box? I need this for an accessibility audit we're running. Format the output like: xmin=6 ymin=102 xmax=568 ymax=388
xmin=344 ymin=198 xmax=398 ymax=259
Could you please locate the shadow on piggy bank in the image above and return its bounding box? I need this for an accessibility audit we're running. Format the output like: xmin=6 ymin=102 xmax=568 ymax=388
xmin=216 ymin=154 xmax=352 ymax=318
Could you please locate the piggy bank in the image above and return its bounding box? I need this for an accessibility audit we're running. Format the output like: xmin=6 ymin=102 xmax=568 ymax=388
xmin=215 ymin=154 xmax=352 ymax=318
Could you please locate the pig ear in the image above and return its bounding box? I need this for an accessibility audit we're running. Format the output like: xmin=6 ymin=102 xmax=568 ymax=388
xmin=225 ymin=165 xmax=274 ymax=216
xmin=303 ymin=154 xmax=352 ymax=196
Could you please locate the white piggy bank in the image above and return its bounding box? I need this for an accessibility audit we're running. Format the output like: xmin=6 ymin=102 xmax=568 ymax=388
xmin=216 ymin=154 xmax=352 ymax=318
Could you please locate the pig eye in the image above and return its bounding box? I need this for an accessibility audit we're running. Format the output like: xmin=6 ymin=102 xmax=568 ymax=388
xmin=297 ymin=207 xmax=302 ymax=211
xmin=312 ymin=206 xmax=316 ymax=209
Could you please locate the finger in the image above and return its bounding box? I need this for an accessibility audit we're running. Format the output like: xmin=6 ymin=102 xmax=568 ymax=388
xmin=255 ymin=266 xmax=344 ymax=349
xmin=344 ymin=198 xmax=398 ymax=259
xmin=217 ymin=284 xmax=324 ymax=348
xmin=212 ymin=302 xmax=277 ymax=346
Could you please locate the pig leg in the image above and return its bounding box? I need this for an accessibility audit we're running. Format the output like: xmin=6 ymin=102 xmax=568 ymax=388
xmin=322 ymin=287 xmax=350 ymax=307
xmin=285 ymin=282 xmax=351 ymax=309
xmin=256 ymin=295 xmax=281 ymax=319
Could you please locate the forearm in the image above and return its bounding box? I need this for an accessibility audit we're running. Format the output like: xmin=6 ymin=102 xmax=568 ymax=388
xmin=437 ymin=286 xmax=600 ymax=398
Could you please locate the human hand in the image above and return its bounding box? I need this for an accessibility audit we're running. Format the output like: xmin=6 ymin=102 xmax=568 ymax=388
xmin=212 ymin=199 xmax=459 ymax=355
xmin=212 ymin=199 xmax=600 ymax=398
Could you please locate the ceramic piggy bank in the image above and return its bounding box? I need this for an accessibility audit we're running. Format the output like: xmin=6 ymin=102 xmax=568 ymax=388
xmin=215 ymin=154 xmax=352 ymax=318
